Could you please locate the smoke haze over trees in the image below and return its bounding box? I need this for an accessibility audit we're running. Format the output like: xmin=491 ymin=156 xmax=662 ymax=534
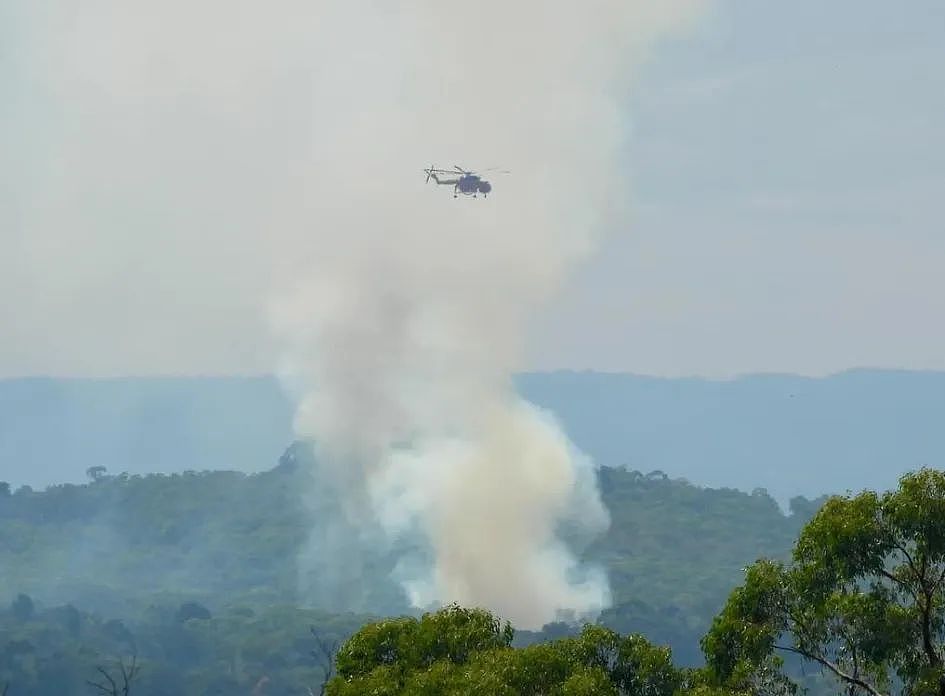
xmin=3 ymin=463 xmax=942 ymax=695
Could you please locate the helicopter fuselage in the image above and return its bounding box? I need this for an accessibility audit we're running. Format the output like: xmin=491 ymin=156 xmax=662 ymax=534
xmin=456 ymin=174 xmax=491 ymax=196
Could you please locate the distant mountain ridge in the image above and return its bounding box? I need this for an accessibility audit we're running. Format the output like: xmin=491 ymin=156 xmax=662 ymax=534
xmin=515 ymin=368 xmax=945 ymax=505
xmin=0 ymin=376 xmax=294 ymax=491
xmin=2 ymin=369 xmax=943 ymax=503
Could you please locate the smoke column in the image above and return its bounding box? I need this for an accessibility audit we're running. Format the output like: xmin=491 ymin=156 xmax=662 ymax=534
xmin=270 ymin=1 xmax=707 ymax=629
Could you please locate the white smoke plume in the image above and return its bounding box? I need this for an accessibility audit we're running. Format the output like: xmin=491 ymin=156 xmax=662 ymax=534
xmin=4 ymin=1 xmax=707 ymax=628
xmin=269 ymin=1 xmax=708 ymax=628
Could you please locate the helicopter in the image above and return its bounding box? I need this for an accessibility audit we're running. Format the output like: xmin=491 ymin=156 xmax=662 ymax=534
xmin=423 ymin=165 xmax=509 ymax=198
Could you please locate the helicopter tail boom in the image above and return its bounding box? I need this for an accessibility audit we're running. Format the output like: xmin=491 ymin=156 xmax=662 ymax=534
xmin=424 ymin=166 xmax=459 ymax=186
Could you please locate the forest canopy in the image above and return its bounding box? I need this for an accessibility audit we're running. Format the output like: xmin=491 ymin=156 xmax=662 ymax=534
xmin=9 ymin=446 xmax=933 ymax=695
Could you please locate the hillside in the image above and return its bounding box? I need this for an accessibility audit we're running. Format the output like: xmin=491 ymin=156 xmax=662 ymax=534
xmin=3 ymin=370 xmax=943 ymax=502
xmin=0 ymin=444 xmax=821 ymax=669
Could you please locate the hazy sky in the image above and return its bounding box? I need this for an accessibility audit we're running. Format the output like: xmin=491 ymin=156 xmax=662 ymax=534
xmin=529 ymin=2 xmax=945 ymax=377
xmin=3 ymin=1 xmax=943 ymax=379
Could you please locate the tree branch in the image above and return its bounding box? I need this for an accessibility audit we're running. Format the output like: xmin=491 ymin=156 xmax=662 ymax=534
xmin=837 ymin=625 xmax=860 ymax=682
xmin=87 ymin=655 xmax=139 ymax=696
xmin=921 ymin=597 xmax=941 ymax=668
xmin=933 ymin=565 xmax=945 ymax=594
xmin=911 ymin=554 xmax=943 ymax=670
xmin=892 ymin=541 xmax=921 ymax=584
xmin=86 ymin=685 xmax=115 ymax=696
xmin=878 ymin=568 xmax=919 ymax=602
xmin=120 ymin=654 xmax=140 ymax=696
xmin=87 ymin=666 xmax=119 ymax=696
xmin=887 ymin=541 xmax=941 ymax=670
xmin=774 ymin=644 xmax=888 ymax=696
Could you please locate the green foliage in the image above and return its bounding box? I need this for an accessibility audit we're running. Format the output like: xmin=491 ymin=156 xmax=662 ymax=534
xmin=0 ymin=443 xmax=832 ymax=692
xmin=702 ymin=468 xmax=945 ymax=696
xmin=326 ymin=605 xmax=693 ymax=696
xmin=589 ymin=467 xmax=817 ymax=664
xmin=331 ymin=604 xmax=513 ymax=691
xmin=0 ymin=450 xmax=821 ymax=668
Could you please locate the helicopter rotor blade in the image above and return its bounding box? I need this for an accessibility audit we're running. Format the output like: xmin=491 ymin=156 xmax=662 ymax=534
xmin=425 ymin=165 xmax=451 ymax=181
